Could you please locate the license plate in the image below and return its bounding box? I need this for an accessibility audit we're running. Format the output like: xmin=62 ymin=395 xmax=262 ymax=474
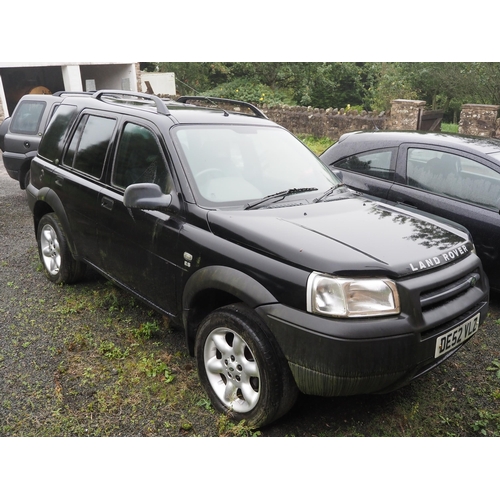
xmin=434 ymin=313 xmax=480 ymax=358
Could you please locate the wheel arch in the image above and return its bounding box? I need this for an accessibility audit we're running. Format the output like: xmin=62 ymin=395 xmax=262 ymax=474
xmin=32 ymin=188 xmax=80 ymax=259
xmin=182 ymin=266 xmax=277 ymax=355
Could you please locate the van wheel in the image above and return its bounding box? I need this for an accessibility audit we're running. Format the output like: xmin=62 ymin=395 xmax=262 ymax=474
xmin=195 ymin=303 xmax=298 ymax=428
xmin=37 ymin=213 xmax=86 ymax=284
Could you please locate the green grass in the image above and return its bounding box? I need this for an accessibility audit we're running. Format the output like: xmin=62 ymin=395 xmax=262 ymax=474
xmin=441 ymin=122 xmax=459 ymax=133
xmin=298 ymin=134 xmax=335 ymax=155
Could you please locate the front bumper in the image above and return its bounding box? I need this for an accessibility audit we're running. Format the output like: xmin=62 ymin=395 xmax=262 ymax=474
xmin=258 ymin=256 xmax=489 ymax=397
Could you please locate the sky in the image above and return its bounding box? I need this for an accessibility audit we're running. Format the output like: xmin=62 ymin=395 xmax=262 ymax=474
xmin=3 ymin=3 xmax=495 ymax=63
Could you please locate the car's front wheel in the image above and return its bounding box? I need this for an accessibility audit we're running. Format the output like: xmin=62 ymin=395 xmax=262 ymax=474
xmin=195 ymin=303 xmax=298 ymax=428
xmin=37 ymin=213 xmax=86 ymax=284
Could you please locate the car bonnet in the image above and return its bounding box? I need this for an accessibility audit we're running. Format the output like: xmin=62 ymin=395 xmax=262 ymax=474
xmin=206 ymin=195 xmax=472 ymax=278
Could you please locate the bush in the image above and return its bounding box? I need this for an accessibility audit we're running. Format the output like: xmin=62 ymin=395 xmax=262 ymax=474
xmin=202 ymin=78 xmax=293 ymax=106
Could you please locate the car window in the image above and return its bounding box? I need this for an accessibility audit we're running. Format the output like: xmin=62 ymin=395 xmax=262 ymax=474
xmin=63 ymin=114 xmax=116 ymax=179
xmin=173 ymin=125 xmax=337 ymax=205
xmin=407 ymin=148 xmax=500 ymax=210
xmin=38 ymin=104 xmax=78 ymax=162
xmin=10 ymin=100 xmax=46 ymax=134
xmin=334 ymin=150 xmax=394 ymax=181
xmin=112 ymin=122 xmax=171 ymax=193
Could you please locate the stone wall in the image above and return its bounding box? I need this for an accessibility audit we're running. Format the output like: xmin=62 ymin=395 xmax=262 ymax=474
xmin=265 ymin=99 xmax=500 ymax=141
xmin=458 ymin=104 xmax=500 ymax=137
xmin=389 ymin=99 xmax=426 ymax=130
xmin=262 ymin=99 xmax=434 ymax=141
xmin=263 ymin=105 xmax=387 ymax=141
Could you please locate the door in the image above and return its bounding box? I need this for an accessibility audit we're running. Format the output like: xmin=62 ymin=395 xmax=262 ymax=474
xmin=97 ymin=120 xmax=181 ymax=316
xmin=54 ymin=111 xmax=117 ymax=267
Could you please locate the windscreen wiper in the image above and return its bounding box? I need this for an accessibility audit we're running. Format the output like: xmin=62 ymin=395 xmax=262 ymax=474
xmin=244 ymin=187 xmax=318 ymax=210
xmin=313 ymin=183 xmax=346 ymax=203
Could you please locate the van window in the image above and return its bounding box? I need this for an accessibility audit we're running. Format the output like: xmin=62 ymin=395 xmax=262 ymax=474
xmin=10 ymin=101 xmax=46 ymax=134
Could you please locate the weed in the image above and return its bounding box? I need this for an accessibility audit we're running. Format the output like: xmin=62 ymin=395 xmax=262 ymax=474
xmin=486 ymin=359 xmax=500 ymax=379
xmin=217 ymin=414 xmax=262 ymax=437
xmin=196 ymin=397 xmax=214 ymax=412
xmin=138 ymin=353 xmax=175 ymax=383
xmin=52 ymin=295 xmax=92 ymax=315
xmin=180 ymin=420 xmax=193 ymax=432
xmin=132 ymin=320 xmax=160 ymax=340
xmin=98 ymin=341 xmax=129 ymax=360
xmin=472 ymin=410 xmax=500 ymax=436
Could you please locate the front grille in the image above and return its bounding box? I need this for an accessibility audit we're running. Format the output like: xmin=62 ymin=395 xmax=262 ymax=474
xmin=420 ymin=269 xmax=480 ymax=312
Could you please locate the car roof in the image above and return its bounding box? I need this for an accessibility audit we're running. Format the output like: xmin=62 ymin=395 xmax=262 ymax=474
xmin=15 ymin=94 xmax=64 ymax=105
xmin=338 ymin=130 xmax=500 ymax=154
xmin=335 ymin=130 xmax=500 ymax=156
xmin=59 ymin=91 xmax=275 ymax=127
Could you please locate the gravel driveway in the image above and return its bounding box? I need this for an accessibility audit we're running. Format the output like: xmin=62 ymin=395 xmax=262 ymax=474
xmin=1 ymin=157 xmax=499 ymax=437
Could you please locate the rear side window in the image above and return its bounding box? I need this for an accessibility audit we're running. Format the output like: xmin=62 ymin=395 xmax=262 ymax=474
xmin=38 ymin=104 xmax=78 ymax=162
xmin=334 ymin=150 xmax=395 ymax=181
xmin=64 ymin=114 xmax=116 ymax=179
xmin=10 ymin=101 xmax=46 ymax=134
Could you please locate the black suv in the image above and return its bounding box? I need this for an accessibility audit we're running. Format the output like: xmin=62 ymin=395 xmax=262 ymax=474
xmin=27 ymin=90 xmax=489 ymax=427
xmin=0 ymin=92 xmax=90 ymax=189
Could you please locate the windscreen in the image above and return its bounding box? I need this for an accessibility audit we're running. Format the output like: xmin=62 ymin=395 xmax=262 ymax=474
xmin=172 ymin=125 xmax=339 ymax=206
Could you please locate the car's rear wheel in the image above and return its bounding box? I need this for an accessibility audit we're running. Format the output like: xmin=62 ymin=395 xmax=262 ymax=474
xmin=37 ymin=213 xmax=86 ymax=284
xmin=195 ymin=303 xmax=298 ymax=428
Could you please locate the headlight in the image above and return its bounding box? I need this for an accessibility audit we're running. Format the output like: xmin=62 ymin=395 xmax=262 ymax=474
xmin=307 ymin=272 xmax=400 ymax=318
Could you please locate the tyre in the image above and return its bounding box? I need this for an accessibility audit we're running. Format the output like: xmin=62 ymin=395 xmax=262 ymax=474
xmin=195 ymin=303 xmax=298 ymax=428
xmin=37 ymin=213 xmax=86 ymax=284
xmin=21 ymin=168 xmax=30 ymax=190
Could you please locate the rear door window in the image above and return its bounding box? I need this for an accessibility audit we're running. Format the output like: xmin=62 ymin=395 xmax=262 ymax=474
xmin=63 ymin=114 xmax=116 ymax=179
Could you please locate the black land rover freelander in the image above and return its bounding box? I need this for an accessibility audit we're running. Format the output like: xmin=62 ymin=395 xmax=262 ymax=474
xmin=27 ymin=91 xmax=489 ymax=427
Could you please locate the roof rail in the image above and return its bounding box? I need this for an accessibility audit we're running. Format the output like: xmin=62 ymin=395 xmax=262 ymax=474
xmin=92 ymin=90 xmax=171 ymax=116
xmin=53 ymin=91 xmax=94 ymax=97
xmin=176 ymin=96 xmax=268 ymax=119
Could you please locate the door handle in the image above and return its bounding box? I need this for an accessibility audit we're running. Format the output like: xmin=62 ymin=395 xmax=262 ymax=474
xmin=101 ymin=197 xmax=114 ymax=210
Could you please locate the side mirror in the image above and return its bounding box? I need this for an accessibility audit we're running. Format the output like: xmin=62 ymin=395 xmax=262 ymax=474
xmin=123 ymin=183 xmax=172 ymax=210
